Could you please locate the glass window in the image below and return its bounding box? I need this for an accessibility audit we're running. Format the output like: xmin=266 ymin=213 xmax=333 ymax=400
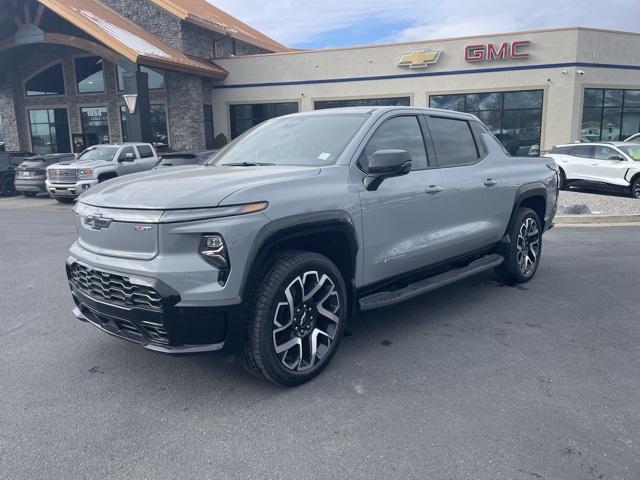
xmin=80 ymin=107 xmax=110 ymax=146
xmin=204 ymin=104 xmax=215 ymax=149
xmin=25 ymin=63 xmax=65 ymax=96
xmin=581 ymin=89 xmax=640 ymax=141
xmin=0 ymin=114 xmax=4 ymax=152
xmin=211 ymin=113 xmax=367 ymax=167
xmin=77 ymin=146 xmax=118 ymax=161
xmin=119 ymin=105 xmax=128 ymax=142
xmin=618 ymin=145 xmax=640 ymax=161
xmin=137 ymin=145 xmax=154 ymax=158
xmin=150 ymin=104 xmax=168 ymax=150
xmin=229 ymin=102 xmax=299 ymax=138
xmin=429 ymin=90 xmax=543 ymax=156
xmin=118 ymin=146 xmax=136 ymax=161
xmin=28 ymin=109 xmax=71 ymax=154
xmin=116 ymin=65 xmax=164 ymax=91
xmin=568 ymin=145 xmax=593 ymax=158
xmin=314 ymin=97 xmax=410 ymax=110
xmin=75 ymin=56 xmax=105 ymax=93
xmin=428 ymin=117 xmax=478 ymax=167
xmin=594 ymin=146 xmax=620 ymax=160
xmin=358 ymin=116 xmax=428 ymax=172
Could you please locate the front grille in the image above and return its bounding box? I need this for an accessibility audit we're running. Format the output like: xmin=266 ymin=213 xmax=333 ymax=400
xmin=81 ymin=307 xmax=170 ymax=345
xmin=69 ymin=263 xmax=163 ymax=311
xmin=49 ymin=168 xmax=77 ymax=183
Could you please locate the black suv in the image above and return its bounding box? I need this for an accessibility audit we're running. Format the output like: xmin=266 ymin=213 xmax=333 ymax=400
xmin=0 ymin=151 xmax=33 ymax=196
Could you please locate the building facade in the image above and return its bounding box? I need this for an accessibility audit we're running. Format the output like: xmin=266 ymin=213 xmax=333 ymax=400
xmin=0 ymin=0 xmax=639 ymax=156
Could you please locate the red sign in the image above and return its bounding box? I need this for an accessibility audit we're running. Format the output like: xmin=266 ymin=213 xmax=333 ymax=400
xmin=465 ymin=41 xmax=530 ymax=62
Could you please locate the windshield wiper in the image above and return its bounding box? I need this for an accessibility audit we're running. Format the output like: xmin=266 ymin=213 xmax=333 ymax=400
xmin=222 ymin=162 xmax=275 ymax=167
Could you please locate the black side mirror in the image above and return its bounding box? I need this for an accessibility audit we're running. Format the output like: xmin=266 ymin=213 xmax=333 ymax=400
xmin=364 ymin=150 xmax=412 ymax=191
xmin=608 ymin=155 xmax=625 ymax=161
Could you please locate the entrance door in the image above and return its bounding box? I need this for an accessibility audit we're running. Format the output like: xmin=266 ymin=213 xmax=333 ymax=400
xmin=28 ymin=109 xmax=71 ymax=154
xmin=80 ymin=107 xmax=110 ymax=147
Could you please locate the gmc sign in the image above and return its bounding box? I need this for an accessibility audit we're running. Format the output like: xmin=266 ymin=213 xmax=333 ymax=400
xmin=465 ymin=41 xmax=530 ymax=62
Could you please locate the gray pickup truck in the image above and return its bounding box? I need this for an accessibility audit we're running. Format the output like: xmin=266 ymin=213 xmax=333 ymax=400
xmin=66 ymin=107 xmax=558 ymax=386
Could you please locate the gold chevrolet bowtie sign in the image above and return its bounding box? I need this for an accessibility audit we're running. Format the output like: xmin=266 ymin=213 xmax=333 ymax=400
xmin=397 ymin=50 xmax=441 ymax=69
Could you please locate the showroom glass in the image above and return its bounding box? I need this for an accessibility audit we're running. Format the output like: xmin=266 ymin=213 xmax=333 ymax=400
xmin=428 ymin=117 xmax=479 ymax=167
xmin=314 ymin=97 xmax=411 ymax=110
xmin=116 ymin=65 xmax=165 ymax=91
xmin=619 ymin=145 xmax=640 ymax=161
xmin=28 ymin=109 xmax=71 ymax=154
xmin=359 ymin=116 xmax=428 ymax=172
xmin=229 ymin=102 xmax=299 ymax=138
xmin=80 ymin=107 xmax=109 ymax=146
xmin=581 ymin=88 xmax=640 ymax=141
xmin=75 ymin=57 xmax=105 ymax=93
xmin=25 ymin=63 xmax=65 ymax=96
xmin=210 ymin=113 xmax=368 ymax=167
xmin=430 ymin=90 xmax=543 ymax=156
xmin=119 ymin=104 xmax=169 ymax=148
xmin=77 ymin=146 xmax=118 ymax=161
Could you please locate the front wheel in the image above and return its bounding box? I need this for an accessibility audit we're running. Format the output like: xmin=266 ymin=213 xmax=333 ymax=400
xmin=631 ymin=177 xmax=640 ymax=199
xmin=495 ymin=207 xmax=542 ymax=284
xmin=240 ymin=250 xmax=347 ymax=387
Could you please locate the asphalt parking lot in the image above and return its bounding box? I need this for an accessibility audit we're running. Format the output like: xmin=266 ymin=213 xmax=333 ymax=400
xmin=1 ymin=196 xmax=640 ymax=480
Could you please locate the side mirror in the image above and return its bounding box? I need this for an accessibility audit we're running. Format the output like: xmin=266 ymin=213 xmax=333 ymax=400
xmin=608 ymin=155 xmax=625 ymax=161
xmin=364 ymin=150 xmax=412 ymax=191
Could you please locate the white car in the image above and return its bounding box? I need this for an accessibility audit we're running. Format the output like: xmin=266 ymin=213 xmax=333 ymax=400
xmin=547 ymin=142 xmax=640 ymax=198
xmin=625 ymin=133 xmax=640 ymax=144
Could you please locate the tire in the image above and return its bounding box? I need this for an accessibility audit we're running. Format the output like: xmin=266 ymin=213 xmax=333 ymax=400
xmin=495 ymin=207 xmax=542 ymax=284
xmin=22 ymin=191 xmax=38 ymax=197
xmin=558 ymin=168 xmax=567 ymax=190
xmin=0 ymin=175 xmax=17 ymax=196
xmin=631 ymin=177 xmax=640 ymax=199
xmin=55 ymin=197 xmax=75 ymax=204
xmin=240 ymin=250 xmax=347 ymax=387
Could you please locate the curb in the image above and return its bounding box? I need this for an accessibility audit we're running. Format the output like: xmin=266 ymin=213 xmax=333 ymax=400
xmin=555 ymin=214 xmax=640 ymax=224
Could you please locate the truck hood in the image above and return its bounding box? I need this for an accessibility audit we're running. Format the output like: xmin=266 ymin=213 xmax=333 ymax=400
xmin=47 ymin=159 xmax=105 ymax=169
xmin=79 ymin=165 xmax=321 ymax=210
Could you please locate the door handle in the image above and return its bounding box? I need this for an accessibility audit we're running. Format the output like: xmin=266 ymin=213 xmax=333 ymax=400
xmin=484 ymin=178 xmax=498 ymax=187
xmin=425 ymin=185 xmax=443 ymax=195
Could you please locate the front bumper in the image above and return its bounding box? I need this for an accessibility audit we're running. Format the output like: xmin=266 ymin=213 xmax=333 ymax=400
xmin=67 ymin=259 xmax=248 ymax=354
xmin=46 ymin=179 xmax=98 ymax=197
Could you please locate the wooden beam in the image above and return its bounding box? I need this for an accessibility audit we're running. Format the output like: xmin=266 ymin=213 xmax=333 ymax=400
xmin=33 ymin=4 xmax=44 ymax=27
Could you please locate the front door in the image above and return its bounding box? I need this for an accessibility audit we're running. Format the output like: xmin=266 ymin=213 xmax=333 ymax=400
xmin=80 ymin=107 xmax=110 ymax=147
xmin=591 ymin=145 xmax=630 ymax=186
xmin=358 ymin=114 xmax=448 ymax=286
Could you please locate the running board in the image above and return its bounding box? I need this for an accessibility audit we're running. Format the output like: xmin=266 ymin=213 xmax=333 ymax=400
xmin=358 ymin=254 xmax=504 ymax=311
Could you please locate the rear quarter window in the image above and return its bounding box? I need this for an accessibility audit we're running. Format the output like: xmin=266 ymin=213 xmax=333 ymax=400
xmin=428 ymin=117 xmax=479 ymax=167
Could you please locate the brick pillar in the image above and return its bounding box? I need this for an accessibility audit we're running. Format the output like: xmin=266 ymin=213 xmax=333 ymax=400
xmin=166 ymin=72 xmax=205 ymax=151
xmin=0 ymin=77 xmax=22 ymax=151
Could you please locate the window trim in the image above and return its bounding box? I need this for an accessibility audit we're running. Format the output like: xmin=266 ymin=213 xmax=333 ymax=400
xmin=24 ymin=61 xmax=66 ymax=98
xmin=73 ymin=54 xmax=106 ymax=95
xmin=425 ymin=115 xmax=483 ymax=169
xmin=354 ymin=113 xmax=431 ymax=174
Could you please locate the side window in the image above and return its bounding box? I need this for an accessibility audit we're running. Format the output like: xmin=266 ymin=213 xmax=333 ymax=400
xmin=594 ymin=146 xmax=618 ymax=160
xmin=118 ymin=146 xmax=136 ymax=161
xmin=358 ymin=116 xmax=428 ymax=172
xmin=428 ymin=116 xmax=479 ymax=167
xmin=568 ymin=145 xmax=594 ymax=158
xmin=137 ymin=145 xmax=154 ymax=158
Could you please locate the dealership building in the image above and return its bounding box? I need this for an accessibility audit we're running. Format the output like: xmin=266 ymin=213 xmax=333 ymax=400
xmin=0 ymin=0 xmax=639 ymax=156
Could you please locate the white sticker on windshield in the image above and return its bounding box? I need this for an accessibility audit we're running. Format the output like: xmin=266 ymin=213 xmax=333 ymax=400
xmin=318 ymin=152 xmax=331 ymax=161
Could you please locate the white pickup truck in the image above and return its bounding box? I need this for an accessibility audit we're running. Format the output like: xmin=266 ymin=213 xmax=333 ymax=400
xmin=46 ymin=143 xmax=159 ymax=203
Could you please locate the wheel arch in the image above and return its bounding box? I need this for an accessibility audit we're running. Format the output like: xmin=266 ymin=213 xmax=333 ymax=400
xmin=97 ymin=170 xmax=117 ymax=182
xmin=508 ymin=185 xmax=548 ymax=233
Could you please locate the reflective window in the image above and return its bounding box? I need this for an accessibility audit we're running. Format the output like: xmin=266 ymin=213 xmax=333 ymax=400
xmin=581 ymin=88 xmax=640 ymax=141
xmin=28 ymin=109 xmax=71 ymax=154
xmin=568 ymin=145 xmax=593 ymax=158
xmin=359 ymin=116 xmax=428 ymax=171
xmin=429 ymin=90 xmax=543 ymax=156
xmin=137 ymin=145 xmax=154 ymax=158
xmin=594 ymin=146 xmax=619 ymax=160
xmin=428 ymin=117 xmax=479 ymax=167
xmin=204 ymin=104 xmax=215 ymax=149
xmin=25 ymin=63 xmax=65 ymax=96
xmin=80 ymin=107 xmax=110 ymax=146
xmin=314 ymin=97 xmax=410 ymax=110
xmin=75 ymin=56 xmax=105 ymax=93
xmin=229 ymin=102 xmax=298 ymax=138
xmin=116 ymin=65 xmax=165 ymax=91
xmin=0 ymin=114 xmax=4 ymax=151
xmin=118 ymin=146 xmax=136 ymax=161
xmin=119 ymin=104 xmax=169 ymax=150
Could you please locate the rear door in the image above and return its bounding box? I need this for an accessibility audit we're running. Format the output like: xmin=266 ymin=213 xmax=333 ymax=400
xmin=426 ymin=115 xmax=504 ymax=257
xmin=358 ymin=114 xmax=447 ymax=285
xmin=560 ymin=145 xmax=594 ymax=181
xmin=135 ymin=145 xmax=159 ymax=172
xmin=591 ymin=145 xmax=630 ymax=186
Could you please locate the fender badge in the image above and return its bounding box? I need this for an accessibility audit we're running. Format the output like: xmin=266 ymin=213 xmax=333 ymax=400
xmin=133 ymin=225 xmax=152 ymax=232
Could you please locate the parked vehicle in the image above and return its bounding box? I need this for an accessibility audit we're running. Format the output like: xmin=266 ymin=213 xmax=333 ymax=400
xmin=15 ymin=153 xmax=76 ymax=197
xmin=547 ymin=142 xmax=640 ymax=198
xmin=153 ymin=150 xmax=218 ymax=169
xmin=46 ymin=143 xmax=159 ymax=203
xmin=0 ymin=151 xmax=33 ymax=196
xmin=625 ymin=133 xmax=640 ymax=144
xmin=66 ymin=107 xmax=558 ymax=386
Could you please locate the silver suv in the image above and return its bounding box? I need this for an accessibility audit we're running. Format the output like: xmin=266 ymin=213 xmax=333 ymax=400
xmin=66 ymin=107 xmax=558 ymax=386
xmin=46 ymin=143 xmax=159 ymax=203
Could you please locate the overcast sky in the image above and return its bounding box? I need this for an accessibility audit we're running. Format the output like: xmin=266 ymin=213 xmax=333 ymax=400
xmin=212 ymin=0 xmax=640 ymax=48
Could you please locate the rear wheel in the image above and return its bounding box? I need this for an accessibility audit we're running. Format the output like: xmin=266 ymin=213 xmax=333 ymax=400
xmin=0 ymin=175 xmax=16 ymax=196
xmin=240 ymin=250 xmax=347 ymax=387
xmin=495 ymin=207 xmax=542 ymax=283
xmin=631 ymin=177 xmax=640 ymax=199
xmin=55 ymin=197 xmax=75 ymax=204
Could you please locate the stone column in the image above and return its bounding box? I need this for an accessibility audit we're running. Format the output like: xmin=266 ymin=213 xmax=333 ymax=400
xmin=0 ymin=77 xmax=22 ymax=151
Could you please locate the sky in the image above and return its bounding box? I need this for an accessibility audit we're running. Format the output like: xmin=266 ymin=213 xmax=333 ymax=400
xmin=211 ymin=0 xmax=640 ymax=49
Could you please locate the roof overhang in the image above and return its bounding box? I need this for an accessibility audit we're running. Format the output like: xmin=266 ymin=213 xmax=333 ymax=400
xmin=38 ymin=0 xmax=227 ymax=78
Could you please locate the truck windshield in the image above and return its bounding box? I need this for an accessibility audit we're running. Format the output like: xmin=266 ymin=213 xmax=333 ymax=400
xmin=619 ymin=145 xmax=640 ymax=161
xmin=209 ymin=113 xmax=368 ymax=167
xmin=77 ymin=146 xmax=119 ymax=161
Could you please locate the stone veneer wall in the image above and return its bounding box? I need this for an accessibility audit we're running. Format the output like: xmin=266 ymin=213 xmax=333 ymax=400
xmin=166 ymin=72 xmax=206 ymax=151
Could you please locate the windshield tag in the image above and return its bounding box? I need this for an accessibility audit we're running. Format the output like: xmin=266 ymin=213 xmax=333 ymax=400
xmin=318 ymin=153 xmax=331 ymax=161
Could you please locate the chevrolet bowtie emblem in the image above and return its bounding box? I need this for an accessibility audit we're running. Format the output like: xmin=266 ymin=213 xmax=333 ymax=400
xmin=84 ymin=214 xmax=113 ymax=231
xmin=397 ymin=50 xmax=441 ymax=69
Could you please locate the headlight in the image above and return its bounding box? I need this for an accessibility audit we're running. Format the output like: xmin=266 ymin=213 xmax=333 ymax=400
xmin=78 ymin=168 xmax=93 ymax=179
xmin=199 ymin=234 xmax=230 ymax=283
